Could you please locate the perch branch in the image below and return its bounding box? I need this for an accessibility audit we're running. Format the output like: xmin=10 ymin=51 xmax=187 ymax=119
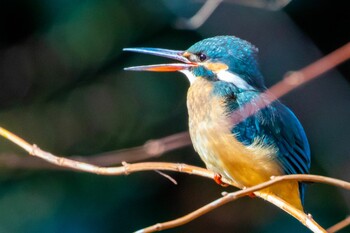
xmin=138 ymin=175 xmax=350 ymax=233
xmin=0 ymin=126 xmax=226 ymax=182
xmin=1 ymin=127 xmax=350 ymax=233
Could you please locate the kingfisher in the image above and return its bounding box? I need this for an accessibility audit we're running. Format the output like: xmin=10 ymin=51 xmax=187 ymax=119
xmin=123 ymin=36 xmax=310 ymax=211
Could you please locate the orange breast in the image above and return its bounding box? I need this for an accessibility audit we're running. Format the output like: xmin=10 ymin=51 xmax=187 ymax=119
xmin=186 ymin=77 xmax=303 ymax=210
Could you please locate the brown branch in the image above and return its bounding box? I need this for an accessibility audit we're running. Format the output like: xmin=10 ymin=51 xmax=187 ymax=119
xmin=327 ymin=216 xmax=350 ymax=233
xmin=175 ymin=0 xmax=289 ymax=30
xmin=138 ymin=173 xmax=350 ymax=233
xmin=231 ymin=42 xmax=350 ymax=125
xmin=138 ymin=176 xmax=350 ymax=233
xmin=0 ymin=126 xmax=217 ymax=179
xmin=0 ymin=131 xmax=191 ymax=170
xmin=270 ymin=42 xmax=350 ymax=99
xmin=81 ymin=131 xmax=191 ymax=165
xmin=175 ymin=0 xmax=223 ymax=29
xmin=1 ymin=127 xmax=350 ymax=233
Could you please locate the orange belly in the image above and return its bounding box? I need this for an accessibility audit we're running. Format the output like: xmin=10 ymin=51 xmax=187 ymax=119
xmin=187 ymin=77 xmax=303 ymax=210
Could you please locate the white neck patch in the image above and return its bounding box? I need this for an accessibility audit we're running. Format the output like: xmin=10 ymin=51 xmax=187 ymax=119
xmin=216 ymin=70 xmax=252 ymax=90
xmin=180 ymin=69 xmax=252 ymax=90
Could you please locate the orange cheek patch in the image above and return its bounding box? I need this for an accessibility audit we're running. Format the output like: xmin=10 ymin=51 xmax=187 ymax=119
xmin=204 ymin=62 xmax=228 ymax=73
xmin=183 ymin=52 xmax=191 ymax=57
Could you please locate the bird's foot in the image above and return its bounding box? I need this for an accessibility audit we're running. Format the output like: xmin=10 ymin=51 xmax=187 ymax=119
xmin=242 ymin=186 xmax=256 ymax=198
xmin=214 ymin=173 xmax=229 ymax=187
xmin=248 ymin=193 xmax=256 ymax=198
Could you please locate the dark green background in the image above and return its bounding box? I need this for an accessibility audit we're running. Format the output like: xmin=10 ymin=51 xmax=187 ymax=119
xmin=0 ymin=0 xmax=349 ymax=232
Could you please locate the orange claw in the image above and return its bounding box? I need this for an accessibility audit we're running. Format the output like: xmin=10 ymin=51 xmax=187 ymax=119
xmin=214 ymin=173 xmax=229 ymax=187
xmin=248 ymin=192 xmax=256 ymax=198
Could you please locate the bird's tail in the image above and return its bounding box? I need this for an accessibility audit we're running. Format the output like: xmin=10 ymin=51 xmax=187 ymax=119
xmin=263 ymin=180 xmax=304 ymax=211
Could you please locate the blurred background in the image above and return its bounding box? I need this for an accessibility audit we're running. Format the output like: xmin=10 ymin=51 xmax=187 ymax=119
xmin=0 ymin=0 xmax=349 ymax=232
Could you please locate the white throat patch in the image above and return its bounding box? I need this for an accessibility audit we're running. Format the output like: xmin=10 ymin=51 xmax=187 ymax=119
xmin=180 ymin=70 xmax=196 ymax=84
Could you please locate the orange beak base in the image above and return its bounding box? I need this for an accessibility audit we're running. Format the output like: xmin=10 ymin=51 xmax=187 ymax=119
xmin=123 ymin=47 xmax=197 ymax=72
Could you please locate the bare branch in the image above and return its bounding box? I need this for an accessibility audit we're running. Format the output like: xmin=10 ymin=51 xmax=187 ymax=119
xmin=137 ymin=174 xmax=350 ymax=232
xmin=1 ymin=126 xmax=349 ymax=189
xmin=84 ymin=131 xmax=191 ymax=165
xmin=1 ymin=126 xmax=350 ymax=233
xmin=175 ymin=0 xmax=291 ymax=30
xmin=0 ymin=131 xmax=191 ymax=169
xmin=175 ymin=0 xmax=223 ymax=29
xmin=232 ymin=42 xmax=350 ymax=125
xmin=270 ymin=41 xmax=350 ymax=99
xmin=327 ymin=216 xmax=350 ymax=233
xmin=0 ymin=126 xmax=217 ymax=180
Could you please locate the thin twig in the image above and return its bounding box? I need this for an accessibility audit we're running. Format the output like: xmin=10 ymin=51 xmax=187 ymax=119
xmin=138 ymin=175 xmax=350 ymax=233
xmin=175 ymin=0 xmax=223 ymax=29
xmin=137 ymin=175 xmax=332 ymax=232
xmin=232 ymin=42 xmax=350 ymax=125
xmin=0 ymin=131 xmax=191 ymax=170
xmin=270 ymin=42 xmax=350 ymax=99
xmin=84 ymin=131 xmax=191 ymax=165
xmin=2 ymin=127 xmax=350 ymax=233
xmin=175 ymin=0 xmax=290 ymax=30
xmin=154 ymin=170 xmax=178 ymax=185
xmin=327 ymin=216 xmax=350 ymax=233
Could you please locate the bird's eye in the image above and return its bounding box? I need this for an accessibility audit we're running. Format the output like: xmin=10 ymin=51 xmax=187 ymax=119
xmin=197 ymin=53 xmax=207 ymax=62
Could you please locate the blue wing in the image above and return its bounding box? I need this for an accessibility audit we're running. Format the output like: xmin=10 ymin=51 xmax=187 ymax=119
xmin=230 ymin=91 xmax=311 ymax=202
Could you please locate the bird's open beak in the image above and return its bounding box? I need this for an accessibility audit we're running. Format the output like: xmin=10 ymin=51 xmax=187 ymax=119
xmin=123 ymin=47 xmax=197 ymax=72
